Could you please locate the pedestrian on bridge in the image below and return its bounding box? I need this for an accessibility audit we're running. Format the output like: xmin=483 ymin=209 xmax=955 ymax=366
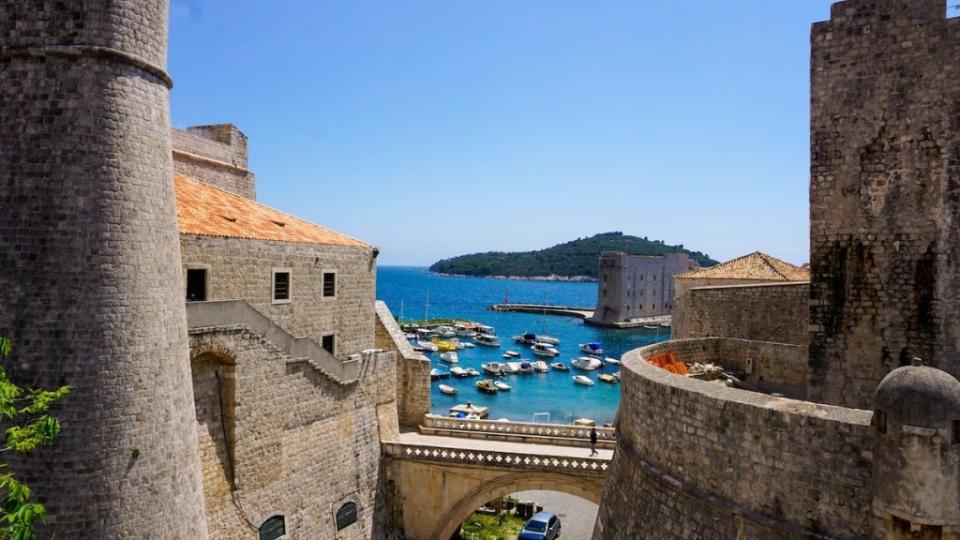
xmin=590 ymin=427 xmax=598 ymax=456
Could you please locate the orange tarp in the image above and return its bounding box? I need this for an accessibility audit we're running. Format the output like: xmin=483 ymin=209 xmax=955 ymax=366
xmin=647 ymin=352 xmax=688 ymax=375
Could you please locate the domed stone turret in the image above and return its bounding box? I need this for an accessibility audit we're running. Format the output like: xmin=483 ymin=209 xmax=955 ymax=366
xmin=871 ymin=360 xmax=960 ymax=537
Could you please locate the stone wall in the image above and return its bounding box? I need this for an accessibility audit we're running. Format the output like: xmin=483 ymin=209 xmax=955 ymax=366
xmin=590 ymin=252 xmax=689 ymax=324
xmin=674 ymin=277 xmax=786 ymax=303
xmin=809 ymin=0 xmax=960 ymax=408
xmin=189 ymin=327 xmax=399 ymax=539
xmin=375 ymin=301 xmax=431 ymax=426
xmin=673 ymin=282 xmax=809 ymax=346
xmin=172 ymin=125 xmax=257 ymax=199
xmin=180 ymin=236 xmax=376 ymax=359
xmin=0 ymin=2 xmax=209 ymax=536
xmin=593 ymin=342 xmax=874 ymax=540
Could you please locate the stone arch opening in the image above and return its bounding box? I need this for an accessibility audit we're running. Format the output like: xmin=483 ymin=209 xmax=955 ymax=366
xmin=191 ymin=348 xmax=239 ymax=500
xmin=429 ymin=471 xmax=603 ymax=540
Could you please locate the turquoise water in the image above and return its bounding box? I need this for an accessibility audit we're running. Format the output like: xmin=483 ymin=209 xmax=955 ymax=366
xmin=375 ymin=266 xmax=668 ymax=424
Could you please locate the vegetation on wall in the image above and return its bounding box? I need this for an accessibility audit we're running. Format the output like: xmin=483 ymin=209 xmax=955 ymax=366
xmin=0 ymin=337 xmax=70 ymax=540
xmin=429 ymin=232 xmax=717 ymax=279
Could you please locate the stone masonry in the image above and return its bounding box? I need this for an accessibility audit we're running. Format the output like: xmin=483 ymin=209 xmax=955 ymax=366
xmin=588 ymin=252 xmax=691 ymax=325
xmin=172 ymin=125 xmax=257 ymax=199
xmin=0 ymin=1 xmax=208 ymax=537
xmin=375 ymin=301 xmax=431 ymax=427
xmin=809 ymin=0 xmax=960 ymax=408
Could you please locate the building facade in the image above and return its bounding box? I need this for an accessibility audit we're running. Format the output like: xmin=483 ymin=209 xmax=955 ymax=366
xmin=587 ymin=252 xmax=692 ymax=326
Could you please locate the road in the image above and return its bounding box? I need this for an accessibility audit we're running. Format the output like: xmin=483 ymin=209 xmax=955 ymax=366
xmin=514 ymin=490 xmax=598 ymax=540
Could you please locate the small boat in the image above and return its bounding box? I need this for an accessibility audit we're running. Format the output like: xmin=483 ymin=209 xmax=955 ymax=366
xmin=532 ymin=360 xmax=549 ymax=373
xmin=598 ymin=373 xmax=618 ymax=384
xmin=573 ymin=375 xmax=595 ymax=386
xmin=550 ymin=362 xmax=569 ymax=372
xmin=450 ymin=403 xmax=489 ymax=418
xmin=518 ymin=362 xmax=534 ymax=374
xmin=430 ymin=369 xmax=449 ymax=380
xmin=454 ymin=340 xmax=466 ymax=350
xmin=440 ymin=352 xmax=459 ymax=364
xmin=504 ymin=350 xmax=521 ymax=358
xmin=604 ymin=357 xmax=621 ymax=366
xmin=433 ymin=339 xmax=458 ymax=352
xmin=612 ymin=371 xmax=621 ymax=381
xmin=465 ymin=368 xmax=480 ymax=377
xmin=493 ymin=381 xmax=511 ymax=391
xmin=643 ymin=325 xmax=659 ymax=330
xmin=450 ymin=366 xmax=468 ymax=377
xmin=537 ymin=335 xmax=560 ymax=346
xmin=476 ymin=325 xmax=497 ymax=336
xmin=513 ymin=332 xmax=538 ymax=346
xmin=531 ymin=342 xmax=560 ymax=357
xmin=438 ymin=384 xmax=457 ymax=395
xmin=502 ymin=353 xmax=512 ymax=359
xmin=476 ymin=379 xmax=498 ymax=393
xmin=502 ymin=362 xmax=521 ymax=375
xmin=462 ymin=342 xmax=475 ymax=349
xmin=573 ymin=418 xmax=596 ymax=426
xmin=454 ymin=324 xmax=476 ymax=337
xmin=436 ymin=326 xmax=456 ymax=338
xmin=572 ymin=357 xmax=603 ymax=371
xmin=580 ymin=342 xmax=604 ymax=356
xmin=417 ymin=340 xmax=439 ymax=352
xmin=474 ymin=334 xmax=501 ymax=347
xmin=481 ymin=362 xmax=503 ymax=376
xmin=404 ymin=332 xmax=417 ymax=340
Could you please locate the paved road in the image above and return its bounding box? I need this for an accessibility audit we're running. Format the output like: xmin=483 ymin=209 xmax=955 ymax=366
xmin=395 ymin=430 xmax=614 ymax=460
xmin=514 ymin=490 xmax=598 ymax=540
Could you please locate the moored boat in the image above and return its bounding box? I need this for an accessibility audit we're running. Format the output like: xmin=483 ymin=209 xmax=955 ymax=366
xmin=474 ymin=334 xmax=501 ymax=347
xmin=531 ymin=342 xmax=559 ymax=357
xmin=573 ymin=418 xmax=596 ymax=426
xmin=518 ymin=362 xmax=534 ymax=374
xmin=462 ymin=342 xmax=475 ymax=349
xmin=430 ymin=368 xmax=449 ymax=380
xmin=465 ymin=368 xmax=480 ymax=377
xmin=580 ymin=342 xmax=604 ymax=356
xmin=504 ymin=350 xmax=521 ymax=358
xmin=450 ymin=366 xmax=468 ymax=377
xmin=450 ymin=403 xmax=489 ymax=418
xmin=550 ymin=362 xmax=569 ymax=372
xmin=532 ymin=360 xmax=549 ymax=373
xmin=440 ymin=352 xmax=459 ymax=364
xmin=481 ymin=362 xmax=503 ymax=376
xmin=417 ymin=340 xmax=439 ymax=352
xmin=502 ymin=362 xmax=521 ymax=375
xmin=513 ymin=332 xmax=538 ymax=345
xmin=537 ymin=335 xmax=560 ymax=346
xmin=493 ymin=381 xmax=511 ymax=391
xmin=572 ymin=356 xmax=603 ymax=371
xmin=438 ymin=384 xmax=457 ymax=395
xmin=604 ymin=357 xmax=621 ymax=366
xmin=598 ymin=373 xmax=618 ymax=384
xmin=573 ymin=375 xmax=595 ymax=386
xmin=436 ymin=326 xmax=456 ymax=338
xmin=476 ymin=379 xmax=498 ymax=393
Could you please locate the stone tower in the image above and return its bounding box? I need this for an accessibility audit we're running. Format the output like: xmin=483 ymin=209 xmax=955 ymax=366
xmin=808 ymin=0 xmax=960 ymax=408
xmin=0 ymin=2 xmax=208 ymax=537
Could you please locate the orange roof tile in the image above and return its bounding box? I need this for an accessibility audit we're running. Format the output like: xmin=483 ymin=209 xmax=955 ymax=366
xmin=175 ymin=175 xmax=369 ymax=248
xmin=675 ymin=251 xmax=808 ymax=281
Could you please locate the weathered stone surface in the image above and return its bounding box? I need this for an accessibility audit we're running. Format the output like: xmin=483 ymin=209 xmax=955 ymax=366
xmin=588 ymin=252 xmax=690 ymax=324
xmin=375 ymin=301 xmax=431 ymax=427
xmin=172 ymin=125 xmax=257 ymax=199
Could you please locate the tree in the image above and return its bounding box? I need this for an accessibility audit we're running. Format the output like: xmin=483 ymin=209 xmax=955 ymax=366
xmin=0 ymin=337 xmax=70 ymax=540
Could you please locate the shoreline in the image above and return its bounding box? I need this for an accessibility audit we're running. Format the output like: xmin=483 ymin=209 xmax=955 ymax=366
xmin=432 ymin=271 xmax=597 ymax=283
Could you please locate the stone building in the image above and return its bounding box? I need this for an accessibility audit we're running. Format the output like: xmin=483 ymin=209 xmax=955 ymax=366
xmin=586 ymin=252 xmax=694 ymax=327
xmin=672 ymin=251 xmax=808 ymax=301
xmin=594 ymin=1 xmax=960 ymax=539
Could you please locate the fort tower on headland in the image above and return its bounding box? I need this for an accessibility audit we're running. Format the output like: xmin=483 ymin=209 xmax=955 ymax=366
xmin=0 ymin=1 xmax=208 ymax=537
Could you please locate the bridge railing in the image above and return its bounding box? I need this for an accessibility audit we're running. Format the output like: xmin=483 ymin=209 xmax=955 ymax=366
xmin=422 ymin=415 xmax=616 ymax=442
xmin=383 ymin=442 xmax=609 ymax=474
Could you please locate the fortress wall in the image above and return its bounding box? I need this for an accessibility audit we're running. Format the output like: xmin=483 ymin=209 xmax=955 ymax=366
xmin=190 ymin=329 xmax=397 ymax=539
xmin=594 ymin=343 xmax=874 ymax=539
xmin=673 ymin=282 xmax=809 ymax=346
xmin=809 ymin=0 xmax=960 ymax=408
xmin=172 ymin=126 xmax=257 ymax=198
xmin=591 ymin=252 xmax=688 ymax=324
xmin=181 ymin=237 xmax=376 ymax=358
xmin=374 ymin=302 xmax=431 ymax=426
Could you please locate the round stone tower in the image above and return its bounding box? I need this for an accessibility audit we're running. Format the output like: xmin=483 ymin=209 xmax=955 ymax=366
xmin=872 ymin=361 xmax=960 ymax=538
xmin=0 ymin=2 xmax=208 ymax=537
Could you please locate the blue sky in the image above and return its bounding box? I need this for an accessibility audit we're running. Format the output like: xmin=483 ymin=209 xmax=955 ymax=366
xmin=169 ymin=0 xmax=843 ymax=266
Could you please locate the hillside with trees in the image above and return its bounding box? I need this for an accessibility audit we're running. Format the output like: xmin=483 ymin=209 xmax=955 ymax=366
xmin=428 ymin=232 xmax=717 ymax=279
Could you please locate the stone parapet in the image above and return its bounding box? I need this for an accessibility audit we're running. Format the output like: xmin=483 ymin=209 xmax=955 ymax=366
xmin=375 ymin=301 xmax=431 ymax=426
xmin=420 ymin=416 xmax=616 ymax=449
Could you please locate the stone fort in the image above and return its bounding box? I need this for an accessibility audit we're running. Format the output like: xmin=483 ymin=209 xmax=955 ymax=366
xmin=1 ymin=1 xmax=959 ymax=539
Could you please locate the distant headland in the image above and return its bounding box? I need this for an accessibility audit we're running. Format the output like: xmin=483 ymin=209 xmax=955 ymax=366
xmin=428 ymin=232 xmax=718 ymax=280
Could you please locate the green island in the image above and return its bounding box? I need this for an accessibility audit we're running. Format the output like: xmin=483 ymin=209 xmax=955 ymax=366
xmin=428 ymin=232 xmax=717 ymax=280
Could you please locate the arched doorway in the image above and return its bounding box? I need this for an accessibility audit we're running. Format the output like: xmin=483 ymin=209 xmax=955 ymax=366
xmin=430 ymin=472 xmax=603 ymax=540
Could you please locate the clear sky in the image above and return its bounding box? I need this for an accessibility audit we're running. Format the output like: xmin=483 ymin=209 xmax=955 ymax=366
xmin=169 ymin=0 xmax=842 ymax=266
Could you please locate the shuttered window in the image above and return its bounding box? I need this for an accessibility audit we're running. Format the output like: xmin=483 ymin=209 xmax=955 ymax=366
xmin=323 ymin=272 xmax=336 ymax=297
xmin=258 ymin=515 xmax=285 ymax=540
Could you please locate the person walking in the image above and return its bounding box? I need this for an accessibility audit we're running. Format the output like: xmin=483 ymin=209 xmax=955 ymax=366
xmin=590 ymin=427 xmax=598 ymax=456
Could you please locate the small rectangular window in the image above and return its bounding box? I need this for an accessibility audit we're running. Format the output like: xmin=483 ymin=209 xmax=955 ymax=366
xmin=186 ymin=268 xmax=207 ymax=302
xmin=323 ymin=272 xmax=336 ymax=297
xmin=322 ymin=334 xmax=335 ymax=355
xmin=273 ymin=270 xmax=290 ymax=302
xmin=953 ymin=420 xmax=960 ymax=444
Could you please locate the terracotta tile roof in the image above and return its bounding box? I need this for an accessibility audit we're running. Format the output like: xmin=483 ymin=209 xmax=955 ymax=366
xmin=175 ymin=174 xmax=369 ymax=248
xmin=675 ymin=251 xmax=809 ymax=281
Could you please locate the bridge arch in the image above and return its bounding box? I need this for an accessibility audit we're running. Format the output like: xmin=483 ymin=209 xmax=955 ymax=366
xmin=429 ymin=471 xmax=603 ymax=540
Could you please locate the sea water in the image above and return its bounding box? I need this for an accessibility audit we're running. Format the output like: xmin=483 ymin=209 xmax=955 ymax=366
xmin=376 ymin=266 xmax=668 ymax=424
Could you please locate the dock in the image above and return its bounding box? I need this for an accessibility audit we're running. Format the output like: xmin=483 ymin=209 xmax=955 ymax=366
xmin=489 ymin=303 xmax=595 ymax=319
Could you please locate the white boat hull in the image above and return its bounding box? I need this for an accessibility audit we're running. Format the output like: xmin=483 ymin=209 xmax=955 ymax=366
xmin=573 ymin=375 xmax=595 ymax=386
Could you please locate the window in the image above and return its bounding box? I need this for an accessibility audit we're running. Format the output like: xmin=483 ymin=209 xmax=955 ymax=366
xmin=953 ymin=420 xmax=959 ymax=444
xmin=875 ymin=410 xmax=887 ymax=434
xmin=273 ymin=269 xmax=291 ymax=303
xmin=335 ymin=502 xmax=358 ymax=530
xmin=323 ymin=271 xmax=336 ymax=298
xmin=258 ymin=515 xmax=285 ymax=540
xmin=603 ymin=288 xmax=607 ymax=298
xmin=322 ymin=334 xmax=335 ymax=355
xmin=186 ymin=268 xmax=207 ymax=302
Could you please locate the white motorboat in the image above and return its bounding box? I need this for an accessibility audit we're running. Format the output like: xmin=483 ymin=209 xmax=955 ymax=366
xmin=474 ymin=334 xmax=501 ymax=347
xmin=514 ymin=332 xmax=537 ymax=345
xmin=465 ymin=368 xmax=480 ymax=377
xmin=504 ymin=350 xmax=521 ymax=358
xmin=481 ymin=362 xmax=503 ymax=376
xmin=440 ymin=352 xmax=459 ymax=364
xmin=537 ymin=335 xmax=560 ymax=346
xmin=572 ymin=357 xmax=603 ymax=371
xmin=580 ymin=342 xmax=604 ymax=356
xmin=518 ymin=362 xmax=534 ymax=374
xmin=604 ymin=357 xmax=621 ymax=366
xmin=531 ymin=342 xmax=559 ymax=357
xmin=462 ymin=342 xmax=475 ymax=349
xmin=430 ymin=369 xmax=449 ymax=380
xmin=502 ymin=362 xmax=521 ymax=375
xmin=476 ymin=379 xmax=498 ymax=393
xmin=450 ymin=403 xmax=489 ymax=418
xmin=550 ymin=362 xmax=569 ymax=372
xmin=493 ymin=381 xmax=512 ymax=391
xmin=436 ymin=326 xmax=456 ymax=338
xmin=450 ymin=366 xmax=468 ymax=377
xmin=476 ymin=325 xmax=497 ymax=336
xmin=438 ymin=384 xmax=457 ymax=395
xmin=573 ymin=375 xmax=595 ymax=386
xmin=532 ymin=360 xmax=549 ymax=373
xmin=417 ymin=340 xmax=439 ymax=352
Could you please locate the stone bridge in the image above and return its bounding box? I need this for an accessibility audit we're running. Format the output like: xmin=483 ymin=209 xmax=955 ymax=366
xmin=384 ymin=417 xmax=613 ymax=540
